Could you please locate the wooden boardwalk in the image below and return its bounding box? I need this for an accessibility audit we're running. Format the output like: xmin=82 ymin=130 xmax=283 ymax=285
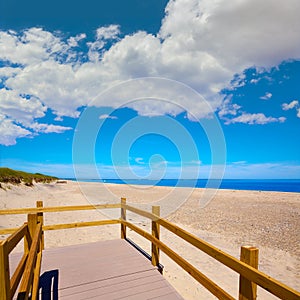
xmin=4 ymin=202 xmax=299 ymax=300
xmin=12 ymin=239 xmax=184 ymax=300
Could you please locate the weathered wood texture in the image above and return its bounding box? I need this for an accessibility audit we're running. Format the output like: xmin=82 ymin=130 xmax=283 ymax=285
xmin=30 ymin=239 xmax=184 ymax=299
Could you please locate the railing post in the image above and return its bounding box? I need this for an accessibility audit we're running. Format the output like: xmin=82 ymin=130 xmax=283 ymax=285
xmin=239 ymin=246 xmax=259 ymax=300
xmin=36 ymin=201 xmax=44 ymax=250
xmin=25 ymin=214 xmax=38 ymax=254
xmin=121 ymin=198 xmax=126 ymax=239
xmin=0 ymin=240 xmax=10 ymax=300
xmin=151 ymin=206 xmax=160 ymax=270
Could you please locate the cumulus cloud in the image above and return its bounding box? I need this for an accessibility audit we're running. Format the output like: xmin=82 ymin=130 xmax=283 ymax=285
xmin=225 ymin=113 xmax=286 ymax=125
xmin=282 ymin=100 xmax=299 ymax=110
xmin=0 ymin=115 xmax=31 ymax=146
xmin=0 ymin=67 xmax=22 ymax=78
xmin=160 ymin=0 xmax=300 ymax=70
xmin=0 ymin=89 xmax=46 ymax=124
xmin=0 ymin=0 xmax=300 ymax=145
xmin=0 ymin=88 xmax=72 ymax=145
xmin=87 ymin=25 xmax=120 ymax=62
xmin=218 ymin=97 xmax=241 ymax=118
xmin=0 ymin=28 xmax=67 ymax=65
xmin=282 ymin=100 xmax=300 ymax=118
xmin=260 ymin=92 xmax=272 ymax=100
xmin=67 ymin=33 xmax=86 ymax=47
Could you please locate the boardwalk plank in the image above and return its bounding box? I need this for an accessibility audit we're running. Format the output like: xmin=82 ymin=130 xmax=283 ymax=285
xmin=38 ymin=239 xmax=184 ymax=299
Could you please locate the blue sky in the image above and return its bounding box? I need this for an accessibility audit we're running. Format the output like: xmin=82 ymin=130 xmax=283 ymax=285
xmin=0 ymin=0 xmax=299 ymax=179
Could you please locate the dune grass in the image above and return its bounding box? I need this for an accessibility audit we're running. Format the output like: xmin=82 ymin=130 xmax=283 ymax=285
xmin=0 ymin=167 xmax=58 ymax=187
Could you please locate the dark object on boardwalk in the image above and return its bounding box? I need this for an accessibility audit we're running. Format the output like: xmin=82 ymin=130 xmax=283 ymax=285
xmin=38 ymin=270 xmax=59 ymax=300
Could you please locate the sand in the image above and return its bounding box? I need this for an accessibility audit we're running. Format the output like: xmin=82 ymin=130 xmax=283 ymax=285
xmin=0 ymin=181 xmax=299 ymax=299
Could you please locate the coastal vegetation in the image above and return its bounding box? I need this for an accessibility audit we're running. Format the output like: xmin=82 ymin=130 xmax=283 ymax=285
xmin=0 ymin=167 xmax=58 ymax=187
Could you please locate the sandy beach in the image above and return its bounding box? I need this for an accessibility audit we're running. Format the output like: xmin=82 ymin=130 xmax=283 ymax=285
xmin=0 ymin=181 xmax=299 ymax=299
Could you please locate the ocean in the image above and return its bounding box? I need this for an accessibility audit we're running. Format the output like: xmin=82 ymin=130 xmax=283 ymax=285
xmin=68 ymin=178 xmax=300 ymax=193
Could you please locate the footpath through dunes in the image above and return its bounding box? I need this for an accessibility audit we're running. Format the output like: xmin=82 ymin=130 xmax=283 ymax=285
xmin=0 ymin=180 xmax=299 ymax=299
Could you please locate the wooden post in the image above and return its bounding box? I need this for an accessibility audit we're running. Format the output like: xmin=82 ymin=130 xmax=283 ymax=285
xmin=239 ymin=246 xmax=259 ymax=300
xmin=121 ymin=198 xmax=126 ymax=239
xmin=36 ymin=201 xmax=44 ymax=250
xmin=0 ymin=240 xmax=10 ymax=300
xmin=151 ymin=206 xmax=160 ymax=269
xmin=25 ymin=214 xmax=38 ymax=254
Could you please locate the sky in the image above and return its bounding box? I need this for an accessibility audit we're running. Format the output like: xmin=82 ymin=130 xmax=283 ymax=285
xmin=0 ymin=0 xmax=299 ymax=180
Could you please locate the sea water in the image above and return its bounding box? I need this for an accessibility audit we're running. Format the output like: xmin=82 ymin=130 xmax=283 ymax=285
xmin=67 ymin=178 xmax=300 ymax=193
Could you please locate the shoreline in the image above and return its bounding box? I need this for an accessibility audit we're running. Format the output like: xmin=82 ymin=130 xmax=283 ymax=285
xmin=2 ymin=178 xmax=300 ymax=195
xmin=63 ymin=178 xmax=300 ymax=193
xmin=1 ymin=181 xmax=299 ymax=299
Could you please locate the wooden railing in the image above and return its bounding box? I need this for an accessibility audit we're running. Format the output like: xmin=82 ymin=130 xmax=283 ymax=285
xmin=0 ymin=199 xmax=299 ymax=300
xmin=0 ymin=214 xmax=42 ymax=300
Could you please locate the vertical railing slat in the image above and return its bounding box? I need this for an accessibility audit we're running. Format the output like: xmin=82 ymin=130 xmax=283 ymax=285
xmin=151 ymin=206 xmax=160 ymax=269
xmin=121 ymin=198 xmax=126 ymax=239
xmin=239 ymin=246 xmax=259 ymax=300
xmin=0 ymin=240 xmax=10 ymax=300
xmin=36 ymin=201 xmax=44 ymax=250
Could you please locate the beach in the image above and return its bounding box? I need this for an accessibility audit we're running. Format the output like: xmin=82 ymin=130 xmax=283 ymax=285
xmin=0 ymin=181 xmax=299 ymax=299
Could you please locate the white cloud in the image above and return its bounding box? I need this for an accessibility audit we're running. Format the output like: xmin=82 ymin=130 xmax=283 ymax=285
xmin=1 ymin=0 xmax=300 ymax=144
xmin=0 ymin=116 xmax=31 ymax=146
xmin=0 ymin=89 xmax=46 ymax=124
xmin=67 ymin=33 xmax=86 ymax=47
xmin=260 ymin=92 xmax=272 ymax=100
xmin=96 ymin=25 xmax=120 ymax=40
xmin=282 ymin=100 xmax=300 ymax=118
xmin=5 ymin=61 xmax=85 ymax=118
xmin=225 ymin=113 xmax=286 ymax=125
xmin=282 ymin=100 xmax=299 ymax=110
xmin=29 ymin=123 xmax=72 ymax=133
xmin=0 ymin=28 xmax=67 ymax=65
xmin=99 ymin=114 xmax=118 ymax=120
xmin=0 ymin=88 xmax=71 ymax=144
xmin=0 ymin=67 xmax=22 ymax=78
xmin=160 ymin=0 xmax=300 ymax=70
xmin=87 ymin=25 xmax=120 ymax=62
xmin=218 ymin=97 xmax=241 ymax=117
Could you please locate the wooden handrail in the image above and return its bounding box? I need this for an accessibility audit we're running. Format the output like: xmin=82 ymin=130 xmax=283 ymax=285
xmin=123 ymin=220 xmax=234 ymax=300
xmin=0 ymin=203 xmax=120 ymax=215
xmin=1 ymin=202 xmax=300 ymax=300
xmin=10 ymin=253 xmax=28 ymax=298
xmin=5 ymin=223 xmax=28 ymax=254
xmin=43 ymin=219 xmax=120 ymax=231
xmin=124 ymin=204 xmax=300 ymax=300
xmin=17 ymin=222 xmax=42 ymax=300
xmin=0 ymin=217 xmax=43 ymax=300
